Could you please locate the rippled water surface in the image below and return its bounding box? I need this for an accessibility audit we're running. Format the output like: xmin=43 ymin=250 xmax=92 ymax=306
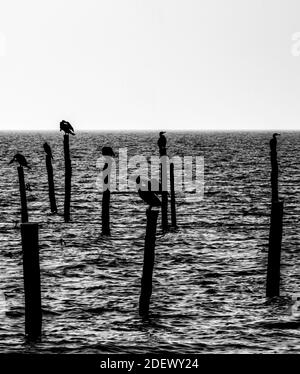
xmin=0 ymin=131 xmax=300 ymax=354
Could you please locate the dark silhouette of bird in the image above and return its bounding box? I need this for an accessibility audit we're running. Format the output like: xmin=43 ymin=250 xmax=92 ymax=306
xmin=102 ymin=146 xmax=115 ymax=157
xmin=60 ymin=120 xmax=75 ymax=135
xmin=136 ymin=176 xmax=161 ymax=209
xmin=8 ymin=153 xmax=31 ymax=169
xmin=43 ymin=142 xmax=54 ymax=159
xmin=270 ymin=133 xmax=280 ymax=152
xmin=158 ymin=131 xmax=167 ymax=156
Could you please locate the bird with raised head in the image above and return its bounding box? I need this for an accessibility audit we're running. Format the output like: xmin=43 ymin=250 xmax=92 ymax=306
xmin=60 ymin=120 xmax=75 ymax=135
xmin=270 ymin=133 xmax=280 ymax=152
xmin=102 ymin=146 xmax=115 ymax=157
xmin=158 ymin=131 xmax=167 ymax=156
xmin=43 ymin=142 xmax=54 ymax=159
xmin=8 ymin=153 xmax=31 ymax=169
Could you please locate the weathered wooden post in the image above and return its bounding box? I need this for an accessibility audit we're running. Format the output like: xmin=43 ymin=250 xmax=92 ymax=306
xmin=266 ymin=133 xmax=283 ymax=297
xmin=21 ymin=223 xmax=42 ymax=339
xmin=18 ymin=166 xmax=28 ymax=223
xmin=102 ymin=161 xmax=111 ymax=236
xmin=64 ymin=135 xmax=72 ymax=222
xmin=45 ymin=150 xmax=57 ymax=213
xmin=266 ymin=201 xmax=283 ymax=297
xmin=139 ymin=208 xmax=159 ymax=317
xmin=170 ymin=162 xmax=177 ymax=228
xmin=158 ymin=132 xmax=168 ymax=231
xmin=160 ymin=161 xmax=168 ymax=231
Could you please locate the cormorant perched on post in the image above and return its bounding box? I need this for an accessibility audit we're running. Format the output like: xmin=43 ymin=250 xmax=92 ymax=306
xmin=60 ymin=120 xmax=75 ymax=135
xmin=8 ymin=153 xmax=31 ymax=169
xmin=43 ymin=142 xmax=54 ymax=159
xmin=158 ymin=131 xmax=167 ymax=156
xmin=102 ymin=146 xmax=115 ymax=157
xmin=270 ymin=133 xmax=280 ymax=152
xmin=136 ymin=176 xmax=161 ymax=209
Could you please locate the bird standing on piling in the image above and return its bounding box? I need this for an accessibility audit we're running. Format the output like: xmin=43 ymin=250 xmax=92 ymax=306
xmin=102 ymin=146 xmax=115 ymax=157
xmin=136 ymin=176 xmax=161 ymax=209
xmin=43 ymin=142 xmax=54 ymax=159
xmin=270 ymin=133 xmax=280 ymax=152
xmin=8 ymin=153 xmax=31 ymax=169
xmin=158 ymin=131 xmax=167 ymax=156
xmin=60 ymin=120 xmax=75 ymax=135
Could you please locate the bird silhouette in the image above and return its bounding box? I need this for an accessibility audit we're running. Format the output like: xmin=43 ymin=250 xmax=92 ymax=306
xmin=102 ymin=146 xmax=115 ymax=157
xmin=8 ymin=153 xmax=31 ymax=169
xmin=136 ymin=176 xmax=161 ymax=209
xmin=270 ymin=133 xmax=280 ymax=152
xmin=43 ymin=142 xmax=54 ymax=159
xmin=158 ymin=131 xmax=167 ymax=156
xmin=60 ymin=120 xmax=75 ymax=135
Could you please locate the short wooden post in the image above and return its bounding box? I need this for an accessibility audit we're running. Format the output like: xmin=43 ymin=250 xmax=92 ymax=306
xmin=101 ymin=162 xmax=111 ymax=236
xmin=18 ymin=166 xmax=28 ymax=223
xmin=170 ymin=162 xmax=177 ymax=228
xmin=64 ymin=135 xmax=72 ymax=222
xmin=46 ymin=155 xmax=57 ymax=213
xmin=266 ymin=201 xmax=283 ymax=297
xmin=139 ymin=208 xmax=158 ymax=317
xmin=21 ymin=223 xmax=42 ymax=339
xmin=160 ymin=162 xmax=168 ymax=231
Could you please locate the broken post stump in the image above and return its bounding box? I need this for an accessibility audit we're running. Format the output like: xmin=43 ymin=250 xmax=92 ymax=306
xmin=46 ymin=154 xmax=57 ymax=213
xmin=139 ymin=208 xmax=159 ymax=317
xmin=21 ymin=223 xmax=42 ymax=339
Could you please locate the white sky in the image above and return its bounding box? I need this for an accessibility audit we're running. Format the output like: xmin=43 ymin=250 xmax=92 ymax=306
xmin=0 ymin=0 xmax=300 ymax=131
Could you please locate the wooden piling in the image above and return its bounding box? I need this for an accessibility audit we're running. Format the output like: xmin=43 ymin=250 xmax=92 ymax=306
xmin=139 ymin=208 xmax=159 ymax=317
xmin=18 ymin=166 xmax=28 ymax=223
xmin=102 ymin=190 xmax=111 ymax=236
xmin=170 ymin=162 xmax=177 ymax=228
xmin=64 ymin=135 xmax=72 ymax=222
xmin=266 ymin=135 xmax=283 ymax=297
xmin=266 ymin=201 xmax=283 ymax=297
xmin=160 ymin=162 xmax=168 ymax=231
xmin=101 ymin=162 xmax=111 ymax=236
xmin=270 ymin=147 xmax=278 ymax=203
xmin=46 ymin=155 xmax=57 ymax=213
xmin=21 ymin=223 xmax=42 ymax=339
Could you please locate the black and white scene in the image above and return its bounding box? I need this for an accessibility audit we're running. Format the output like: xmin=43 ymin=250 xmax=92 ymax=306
xmin=1 ymin=0 xmax=300 ymax=364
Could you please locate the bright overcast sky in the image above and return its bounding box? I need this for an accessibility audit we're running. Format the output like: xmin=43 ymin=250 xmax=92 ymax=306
xmin=0 ymin=0 xmax=300 ymax=131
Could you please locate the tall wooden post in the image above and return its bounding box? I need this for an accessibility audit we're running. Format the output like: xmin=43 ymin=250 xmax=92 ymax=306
xmin=18 ymin=166 xmax=28 ymax=223
xmin=139 ymin=208 xmax=158 ymax=317
xmin=267 ymin=135 xmax=283 ymax=297
xmin=46 ymin=155 xmax=57 ymax=213
xmin=170 ymin=162 xmax=177 ymax=228
xmin=64 ymin=135 xmax=72 ymax=222
xmin=160 ymin=161 xmax=168 ymax=231
xmin=270 ymin=143 xmax=278 ymax=203
xmin=21 ymin=223 xmax=42 ymax=339
xmin=102 ymin=162 xmax=111 ymax=236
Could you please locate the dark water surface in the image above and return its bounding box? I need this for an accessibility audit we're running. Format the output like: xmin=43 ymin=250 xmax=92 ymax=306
xmin=0 ymin=131 xmax=300 ymax=353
